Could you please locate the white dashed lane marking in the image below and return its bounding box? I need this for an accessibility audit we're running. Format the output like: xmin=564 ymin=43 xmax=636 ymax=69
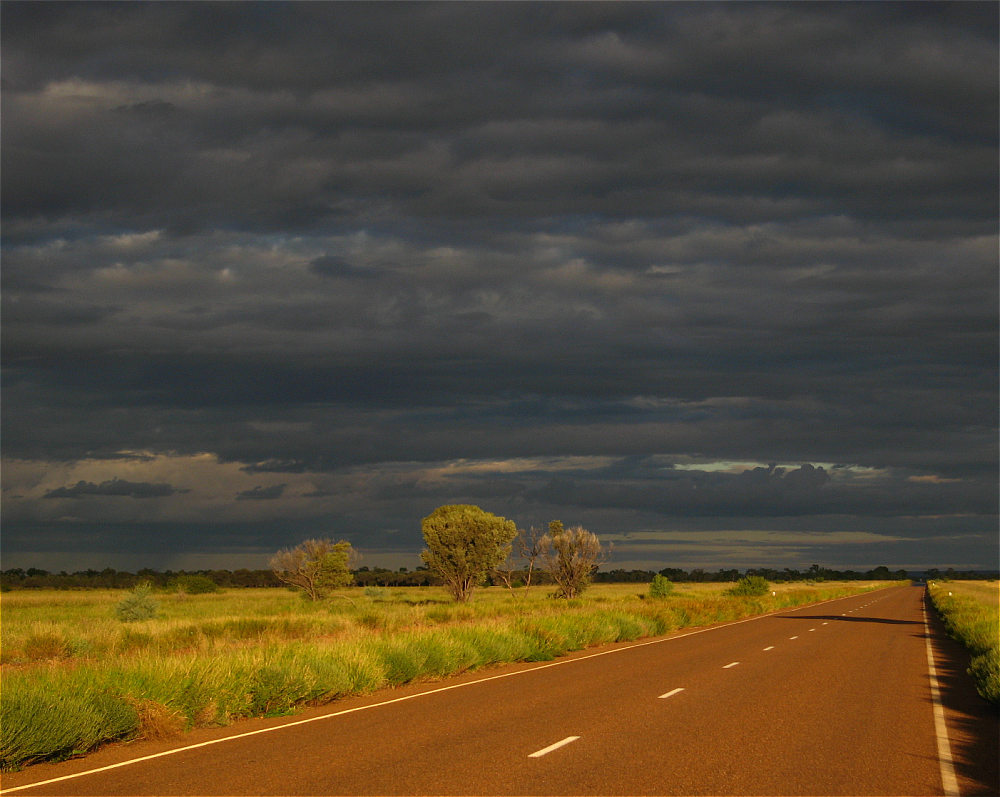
xmin=528 ymin=736 xmax=580 ymax=758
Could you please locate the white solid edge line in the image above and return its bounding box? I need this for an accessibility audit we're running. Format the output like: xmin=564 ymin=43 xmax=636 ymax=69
xmin=658 ymin=687 xmax=685 ymax=699
xmin=0 ymin=589 xmax=892 ymax=794
xmin=528 ymin=736 xmax=580 ymax=758
xmin=923 ymin=601 xmax=961 ymax=797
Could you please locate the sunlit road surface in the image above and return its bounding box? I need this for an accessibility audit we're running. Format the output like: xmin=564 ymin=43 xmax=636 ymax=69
xmin=4 ymin=586 xmax=997 ymax=796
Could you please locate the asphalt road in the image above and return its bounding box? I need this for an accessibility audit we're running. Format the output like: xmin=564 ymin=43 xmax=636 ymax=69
xmin=3 ymin=586 xmax=997 ymax=796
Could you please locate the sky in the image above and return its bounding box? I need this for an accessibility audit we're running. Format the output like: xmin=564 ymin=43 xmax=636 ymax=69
xmin=2 ymin=2 xmax=997 ymax=574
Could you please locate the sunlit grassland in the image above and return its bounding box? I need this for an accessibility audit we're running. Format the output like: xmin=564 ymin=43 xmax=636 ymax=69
xmin=1 ymin=581 xmax=890 ymax=770
xmin=927 ymin=580 xmax=999 ymax=706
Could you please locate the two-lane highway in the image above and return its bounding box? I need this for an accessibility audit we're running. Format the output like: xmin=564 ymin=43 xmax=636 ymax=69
xmin=4 ymin=586 xmax=997 ymax=795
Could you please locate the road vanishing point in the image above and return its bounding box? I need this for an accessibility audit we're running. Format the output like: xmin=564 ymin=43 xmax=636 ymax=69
xmin=2 ymin=586 xmax=997 ymax=796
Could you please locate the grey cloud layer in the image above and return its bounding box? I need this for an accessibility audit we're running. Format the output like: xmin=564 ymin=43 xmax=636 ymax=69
xmin=43 ymin=478 xmax=184 ymax=500
xmin=2 ymin=2 xmax=996 ymax=570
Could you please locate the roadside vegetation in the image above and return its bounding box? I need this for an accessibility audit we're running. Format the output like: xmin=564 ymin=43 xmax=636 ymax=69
xmin=927 ymin=580 xmax=999 ymax=706
xmin=1 ymin=579 xmax=891 ymax=771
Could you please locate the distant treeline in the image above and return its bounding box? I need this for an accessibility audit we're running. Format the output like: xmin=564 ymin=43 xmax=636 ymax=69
xmin=1 ymin=564 xmax=994 ymax=591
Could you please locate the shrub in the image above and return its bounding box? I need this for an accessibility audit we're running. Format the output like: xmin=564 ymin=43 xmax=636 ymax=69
xmin=727 ymin=575 xmax=770 ymax=597
xmin=649 ymin=574 xmax=674 ymax=599
xmin=174 ymin=575 xmax=220 ymax=594
xmin=115 ymin=582 xmax=159 ymax=622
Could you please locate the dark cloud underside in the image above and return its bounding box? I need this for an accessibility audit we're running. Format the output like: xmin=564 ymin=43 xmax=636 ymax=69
xmin=2 ymin=2 xmax=996 ymax=571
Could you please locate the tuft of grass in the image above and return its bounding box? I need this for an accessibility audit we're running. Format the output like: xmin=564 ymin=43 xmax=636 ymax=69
xmin=0 ymin=676 xmax=140 ymax=768
xmin=131 ymin=699 xmax=185 ymax=741
xmin=928 ymin=581 xmax=999 ymax=705
xmin=23 ymin=632 xmax=70 ymax=661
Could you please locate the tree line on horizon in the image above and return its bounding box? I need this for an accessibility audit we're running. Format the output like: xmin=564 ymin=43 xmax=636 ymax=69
xmin=3 ymin=563 xmax=991 ymax=592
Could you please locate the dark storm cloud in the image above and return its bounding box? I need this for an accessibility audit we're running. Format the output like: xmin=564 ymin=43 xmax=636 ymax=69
xmin=43 ymin=478 xmax=183 ymax=499
xmin=3 ymin=3 xmax=996 ymax=234
xmin=527 ymin=462 xmax=995 ymax=519
xmin=236 ymin=484 xmax=287 ymax=501
xmin=1 ymin=2 xmax=996 ymax=571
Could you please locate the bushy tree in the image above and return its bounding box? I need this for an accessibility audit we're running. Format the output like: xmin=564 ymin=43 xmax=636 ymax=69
xmin=649 ymin=573 xmax=674 ymax=599
xmin=539 ymin=521 xmax=608 ymax=599
xmin=270 ymin=538 xmax=356 ymax=601
xmin=421 ymin=505 xmax=517 ymax=603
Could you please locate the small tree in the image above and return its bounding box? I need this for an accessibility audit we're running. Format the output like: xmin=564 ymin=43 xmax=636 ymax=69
xmin=649 ymin=573 xmax=674 ymax=599
xmin=493 ymin=525 xmax=544 ymax=600
xmin=421 ymin=505 xmax=517 ymax=603
xmin=115 ymin=581 xmax=159 ymax=622
xmin=538 ymin=521 xmax=609 ymax=599
xmin=270 ymin=538 xmax=356 ymax=601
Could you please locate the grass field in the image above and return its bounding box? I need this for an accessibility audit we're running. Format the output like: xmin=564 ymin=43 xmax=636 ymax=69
xmin=1 ymin=580 xmax=890 ymax=770
xmin=927 ymin=580 xmax=999 ymax=706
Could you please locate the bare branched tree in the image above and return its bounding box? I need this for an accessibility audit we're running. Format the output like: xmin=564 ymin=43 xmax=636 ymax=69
xmin=538 ymin=521 xmax=609 ymax=599
xmin=492 ymin=525 xmax=544 ymax=600
xmin=270 ymin=538 xmax=356 ymax=601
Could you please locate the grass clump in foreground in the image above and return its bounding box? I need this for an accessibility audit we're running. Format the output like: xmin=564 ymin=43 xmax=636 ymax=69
xmin=0 ymin=581 xmax=888 ymax=770
xmin=927 ymin=581 xmax=1000 ymax=706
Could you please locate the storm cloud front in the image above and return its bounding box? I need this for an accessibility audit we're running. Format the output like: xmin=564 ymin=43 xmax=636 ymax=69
xmin=2 ymin=2 xmax=996 ymax=572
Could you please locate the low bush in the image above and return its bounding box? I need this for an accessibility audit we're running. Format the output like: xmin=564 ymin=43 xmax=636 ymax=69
xmin=114 ymin=583 xmax=159 ymax=622
xmin=727 ymin=575 xmax=770 ymax=597
xmin=173 ymin=575 xmax=220 ymax=595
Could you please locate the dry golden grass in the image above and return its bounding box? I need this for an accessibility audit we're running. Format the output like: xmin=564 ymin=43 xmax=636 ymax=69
xmin=931 ymin=579 xmax=999 ymax=608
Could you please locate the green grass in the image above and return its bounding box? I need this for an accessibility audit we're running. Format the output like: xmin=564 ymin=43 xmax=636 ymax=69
xmin=0 ymin=581 xmax=890 ymax=770
xmin=927 ymin=580 xmax=999 ymax=706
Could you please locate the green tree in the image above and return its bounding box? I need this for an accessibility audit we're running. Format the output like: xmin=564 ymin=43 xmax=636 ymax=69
xmin=115 ymin=581 xmax=159 ymax=622
xmin=270 ymin=538 xmax=356 ymax=601
xmin=420 ymin=505 xmax=517 ymax=603
xmin=539 ymin=521 xmax=609 ymax=599
xmin=649 ymin=573 xmax=674 ymax=599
